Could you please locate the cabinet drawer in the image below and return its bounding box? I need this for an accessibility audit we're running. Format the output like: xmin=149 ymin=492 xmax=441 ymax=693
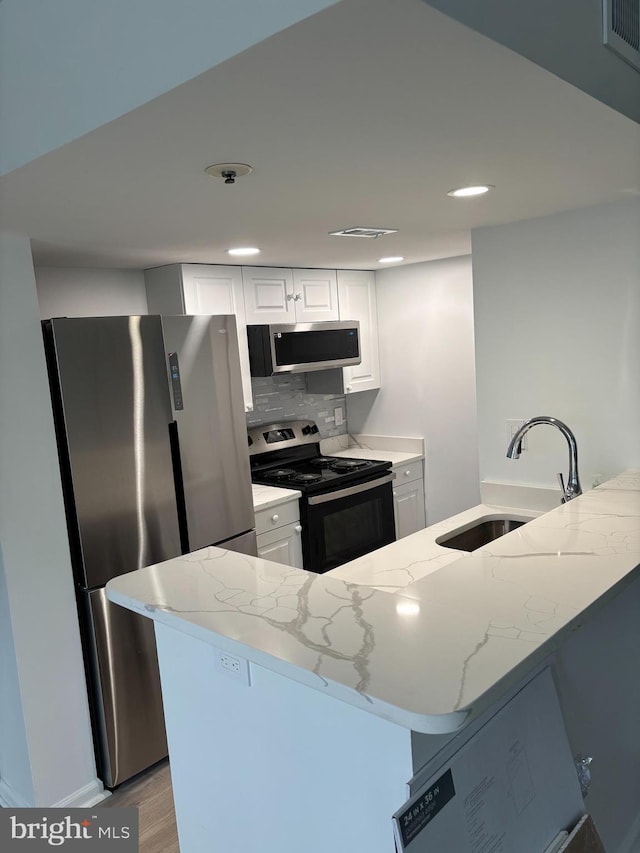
xmin=254 ymin=498 xmax=300 ymax=535
xmin=392 ymin=459 xmax=423 ymax=485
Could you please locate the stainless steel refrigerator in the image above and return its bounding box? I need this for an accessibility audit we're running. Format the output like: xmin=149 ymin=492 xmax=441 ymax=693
xmin=42 ymin=314 xmax=256 ymax=788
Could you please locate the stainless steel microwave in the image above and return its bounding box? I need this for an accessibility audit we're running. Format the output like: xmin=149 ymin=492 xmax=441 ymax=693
xmin=247 ymin=321 xmax=361 ymax=375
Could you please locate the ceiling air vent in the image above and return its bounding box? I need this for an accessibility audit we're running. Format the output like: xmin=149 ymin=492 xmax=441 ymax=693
xmin=329 ymin=227 xmax=398 ymax=239
xmin=603 ymin=0 xmax=640 ymax=72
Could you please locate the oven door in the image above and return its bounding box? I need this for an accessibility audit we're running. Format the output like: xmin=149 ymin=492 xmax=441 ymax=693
xmin=301 ymin=473 xmax=395 ymax=573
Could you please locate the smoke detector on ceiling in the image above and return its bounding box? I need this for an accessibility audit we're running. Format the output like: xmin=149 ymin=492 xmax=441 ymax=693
xmin=205 ymin=163 xmax=253 ymax=184
xmin=329 ymin=227 xmax=398 ymax=238
xmin=603 ymin=0 xmax=640 ymax=72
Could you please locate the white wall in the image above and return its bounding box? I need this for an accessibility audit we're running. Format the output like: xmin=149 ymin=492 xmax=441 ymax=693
xmin=0 ymin=0 xmax=340 ymax=175
xmin=0 ymin=233 xmax=102 ymax=807
xmin=423 ymin=0 xmax=640 ymax=125
xmin=473 ymin=198 xmax=640 ymax=493
xmin=0 ymin=546 xmax=34 ymax=806
xmin=36 ymin=267 xmax=147 ymax=318
xmin=347 ymin=256 xmax=480 ymax=523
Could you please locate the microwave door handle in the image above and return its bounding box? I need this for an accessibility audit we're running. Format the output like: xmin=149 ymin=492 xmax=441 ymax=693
xmin=307 ymin=472 xmax=395 ymax=506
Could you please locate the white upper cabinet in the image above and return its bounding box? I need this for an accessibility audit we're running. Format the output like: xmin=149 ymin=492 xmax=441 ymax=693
xmin=145 ymin=264 xmax=378 ymax=400
xmin=337 ymin=270 xmax=380 ymax=393
xmin=242 ymin=267 xmax=339 ymax=324
xmin=242 ymin=267 xmax=294 ymax=324
xmin=291 ymin=269 xmax=339 ymax=322
xmin=144 ymin=264 xmax=253 ymax=412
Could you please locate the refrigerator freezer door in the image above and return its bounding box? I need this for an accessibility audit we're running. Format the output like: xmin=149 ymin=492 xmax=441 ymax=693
xmin=46 ymin=316 xmax=182 ymax=589
xmin=161 ymin=315 xmax=255 ymax=550
xmin=82 ymin=588 xmax=167 ymax=789
xmin=219 ymin=529 xmax=258 ymax=557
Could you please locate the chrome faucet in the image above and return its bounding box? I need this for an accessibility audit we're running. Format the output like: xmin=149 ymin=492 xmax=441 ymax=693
xmin=506 ymin=416 xmax=582 ymax=503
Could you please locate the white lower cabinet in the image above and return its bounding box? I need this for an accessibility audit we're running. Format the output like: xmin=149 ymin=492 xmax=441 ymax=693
xmin=256 ymin=522 xmax=303 ymax=568
xmin=254 ymin=498 xmax=304 ymax=569
xmin=392 ymin=460 xmax=426 ymax=539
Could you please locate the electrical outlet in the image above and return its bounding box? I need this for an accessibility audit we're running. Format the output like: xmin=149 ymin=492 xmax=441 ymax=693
xmin=334 ymin=406 xmax=344 ymax=427
xmin=507 ymin=419 xmax=528 ymax=451
xmin=215 ymin=649 xmax=251 ymax=686
xmin=220 ymin=652 xmax=241 ymax=674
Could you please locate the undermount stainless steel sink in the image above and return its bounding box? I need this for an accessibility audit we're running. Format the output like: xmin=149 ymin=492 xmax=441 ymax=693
xmin=436 ymin=517 xmax=528 ymax=552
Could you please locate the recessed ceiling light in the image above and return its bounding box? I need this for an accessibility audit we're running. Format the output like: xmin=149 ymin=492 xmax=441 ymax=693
xmin=378 ymin=256 xmax=404 ymax=264
xmin=396 ymin=601 xmax=420 ymax=617
xmin=447 ymin=185 xmax=493 ymax=198
xmin=227 ymin=247 xmax=260 ymax=257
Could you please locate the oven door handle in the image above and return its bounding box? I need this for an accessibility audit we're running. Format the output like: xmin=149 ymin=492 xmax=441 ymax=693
xmin=307 ymin=472 xmax=395 ymax=505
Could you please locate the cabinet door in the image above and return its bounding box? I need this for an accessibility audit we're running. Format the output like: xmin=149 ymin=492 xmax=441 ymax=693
xmin=292 ymin=269 xmax=339 ymax=322
xmin=393 ymin=479 xmax=426 ymax=540
xmin=337 ymin=270 xmax=380 ymax=393
xmin=144 ymin=265 xmax=187 ymax=314
xmin=242 ymin=267 xmax=295 ymax=324
xmin=256 ymin=522 xmax=304 ymax=569
xmin=180 ymin=265 xmax=253 ymax=413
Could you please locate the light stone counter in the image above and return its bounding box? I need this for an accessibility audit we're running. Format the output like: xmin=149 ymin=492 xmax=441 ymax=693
xmin=320 ymin=432 xmax=423 ymax=466
xmin=327 ymin=446 xmax=423 ymax=466
xmin=251 ymin=483 xmax=301 ymax=511
xmin=107 ymin=469 xmax=640 ymax=735
xmin=329 ymin=502 xmax=540 ymax=593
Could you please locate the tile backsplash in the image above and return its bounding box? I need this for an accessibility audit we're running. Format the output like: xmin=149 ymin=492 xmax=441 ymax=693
xmin=246 ymin=375 xmax=347 ymax=438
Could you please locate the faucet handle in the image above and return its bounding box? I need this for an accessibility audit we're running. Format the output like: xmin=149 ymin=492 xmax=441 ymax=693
xmin=556 ymin=472 xmax=567 ymax=503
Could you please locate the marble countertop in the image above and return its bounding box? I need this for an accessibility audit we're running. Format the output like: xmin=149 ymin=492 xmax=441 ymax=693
xmin=329 ymin=447 xmax=423 ymax=466
xmin=329 ymin=502 xmax=540 ymax=593
xmin=107 ymin=469 xmax=640 ymax=734
xmin=320 ymin=433 xmax=423 ymax=467
xmin=252 ymin=483 xmax=301 ymax=511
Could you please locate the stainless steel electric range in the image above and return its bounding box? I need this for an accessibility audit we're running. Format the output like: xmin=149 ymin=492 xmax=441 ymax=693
xmin=248 ymin=420 xmax=396 ymax=573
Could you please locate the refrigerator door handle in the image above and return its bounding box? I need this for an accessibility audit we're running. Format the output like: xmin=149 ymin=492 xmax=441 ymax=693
xmin=168 ymin=420 xmax=189 ymax=554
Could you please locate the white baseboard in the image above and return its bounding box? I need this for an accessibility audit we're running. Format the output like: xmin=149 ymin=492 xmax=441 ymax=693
xmin=53 ymin=779 xmax=109 ymax=808
xmin=0 ymin=777 xmax=109 ymax=809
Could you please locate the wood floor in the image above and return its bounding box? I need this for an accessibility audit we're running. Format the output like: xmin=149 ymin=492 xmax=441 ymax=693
xmin=101 ymin=760 xmax=179 ymax=853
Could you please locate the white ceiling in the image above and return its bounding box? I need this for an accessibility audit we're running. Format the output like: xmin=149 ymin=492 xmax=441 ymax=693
xmin=1 ymin=0 xmax=639 ymax=271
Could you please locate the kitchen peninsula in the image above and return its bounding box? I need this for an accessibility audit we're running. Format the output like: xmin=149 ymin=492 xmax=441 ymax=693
xmin=107 ymin=470 xmax=640 ymax=852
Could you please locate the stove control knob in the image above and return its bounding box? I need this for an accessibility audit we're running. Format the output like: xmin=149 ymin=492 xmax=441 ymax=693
xmin=271 ymin=514 xmax=279 ymax=524
xmin=310 ymin=424 xmax=319 ymax=434
xmin=301 ymin=425 xmax=312 ymax=435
